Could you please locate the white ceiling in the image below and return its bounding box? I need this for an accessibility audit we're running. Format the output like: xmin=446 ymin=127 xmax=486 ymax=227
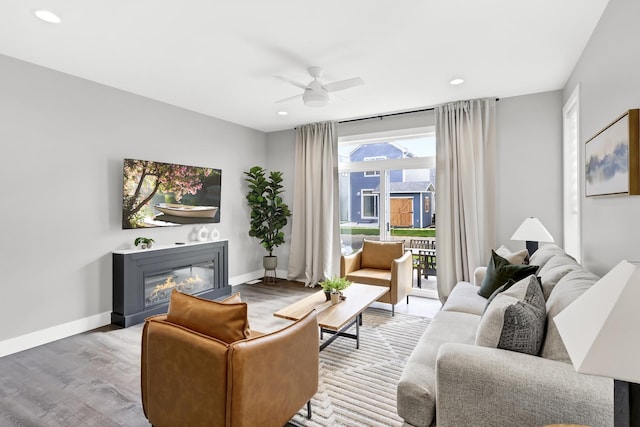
xmin=0 ymin=0 xmax=609 ymax=133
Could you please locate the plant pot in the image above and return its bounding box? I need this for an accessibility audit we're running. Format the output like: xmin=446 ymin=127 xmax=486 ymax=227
xmin=263 ymin=255 xmax=278 ymax=270
xmin=324 ymin=290 xmax=331 ymax=301
xmin=330 ymin=292 xmax=341 ymax=304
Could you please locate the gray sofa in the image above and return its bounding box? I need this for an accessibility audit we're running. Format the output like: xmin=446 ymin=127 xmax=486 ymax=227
xmin=397 ymin=244 xmax=614 ymax=427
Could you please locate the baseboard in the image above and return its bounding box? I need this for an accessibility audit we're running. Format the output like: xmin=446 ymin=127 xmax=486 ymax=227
xmin=0 ymin=311 xmax=111 ymax=358
xmin=2 ymin=270 xmax=293 ymax=358
xmin=410 ymin=287 xmax=439 ymax=300
xmin=229 ymin=269 xmax=289 ymax=286
xmin=229 ymin=270 xmax=263 ymax=285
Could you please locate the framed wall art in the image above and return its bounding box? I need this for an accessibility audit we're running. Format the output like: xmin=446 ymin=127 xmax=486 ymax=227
xmin=585 ymin=109 xmax=639 ymax=196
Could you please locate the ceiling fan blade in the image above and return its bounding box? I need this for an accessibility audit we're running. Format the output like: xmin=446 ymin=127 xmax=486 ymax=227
xmin=323 ymin=77 xmax=365 ymax=93
xmin=275 ymin=94 xmax=303 ymax=104
xmin=274 ymin=75 xmax=308 ymax=90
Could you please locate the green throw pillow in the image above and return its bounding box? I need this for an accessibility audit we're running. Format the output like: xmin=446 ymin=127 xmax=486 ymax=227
xmin=478 ymin=250 xmax=539 ymax=298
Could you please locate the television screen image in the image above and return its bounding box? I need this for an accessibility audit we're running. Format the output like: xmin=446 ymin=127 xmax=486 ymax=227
xmin=122 ymin=158 xmax=221 ymax=229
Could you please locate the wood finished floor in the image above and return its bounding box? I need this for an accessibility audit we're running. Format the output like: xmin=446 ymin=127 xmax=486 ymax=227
xmin=0 ymin=280 xmax=441 ymax=426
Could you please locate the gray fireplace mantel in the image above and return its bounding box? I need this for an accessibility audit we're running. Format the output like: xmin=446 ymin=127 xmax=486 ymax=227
xmin=112 ymin=240 xmax=230 ymax=327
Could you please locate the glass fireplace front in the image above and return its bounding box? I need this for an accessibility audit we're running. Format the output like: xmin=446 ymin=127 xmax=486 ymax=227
xmin=144 ymin=261 xmax=215 ymax=308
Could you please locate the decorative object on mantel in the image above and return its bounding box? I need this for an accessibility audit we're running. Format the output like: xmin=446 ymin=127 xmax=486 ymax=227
xmin=210 ymin=227 xmax=221 ymax=241
xmin=319 ymin=276 xmax=352 ymax=304
xmin=243 ymin=165 xmax=292 ymax=284
xmin=134 ymin=237 xmax=154 ymax=249
xmin=196 ymin=226 xmax=209 ymax=242
xmin=555 ymin=260 xmax=640 ymax=427
xmin=510 ymin=217 xmax=554 ymax=255
xmin=585 ymin=109 xmax=639 ymax=197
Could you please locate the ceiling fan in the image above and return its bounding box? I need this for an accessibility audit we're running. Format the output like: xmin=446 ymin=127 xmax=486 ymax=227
xmin=274 ymin=66 xmax=364 ymax=108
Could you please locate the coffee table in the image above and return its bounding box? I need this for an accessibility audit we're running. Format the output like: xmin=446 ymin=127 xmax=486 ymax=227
xmin=273 ymin=283 xmax=389 ymax=350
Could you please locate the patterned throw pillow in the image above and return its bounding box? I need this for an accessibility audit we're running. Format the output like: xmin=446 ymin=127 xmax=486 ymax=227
xmin=475 ymin=275 xmax=546 ymax=355
xmin=478 ymin=250 xmax=539 ymax=298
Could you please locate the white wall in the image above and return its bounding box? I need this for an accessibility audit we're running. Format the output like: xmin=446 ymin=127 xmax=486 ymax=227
xmin=0 ymin=54 xmax=266 ymax=346
xmin=563 ymin=0 xmax=640 ymax=276
xmin=495 ymin=91 xmax=563 ymax=252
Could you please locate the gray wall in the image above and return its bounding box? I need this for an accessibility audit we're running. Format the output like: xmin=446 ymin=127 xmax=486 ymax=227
xmin=563 ymin=0 xmax=640 ymax=276
xmin=496 ymin=91 xmax=563 ymax=252
xmin=0 ymin=54 xmax=266 ymax=343
xmin=265 ymin=129 xmax=296 ymax=274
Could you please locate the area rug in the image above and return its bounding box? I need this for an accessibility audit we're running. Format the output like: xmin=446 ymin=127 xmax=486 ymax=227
xmin=289 ymin=308 xmax=430 ymax=427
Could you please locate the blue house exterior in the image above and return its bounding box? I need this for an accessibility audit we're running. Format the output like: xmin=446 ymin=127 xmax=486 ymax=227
xmin=346 ymin=142 xmax=435 ymax=227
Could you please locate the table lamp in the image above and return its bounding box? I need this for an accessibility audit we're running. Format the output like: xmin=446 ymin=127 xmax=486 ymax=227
xmin=554 ymin=260 xmax=640 ymax=427
xmin=510 ymin=217 xmax=554 ymax=255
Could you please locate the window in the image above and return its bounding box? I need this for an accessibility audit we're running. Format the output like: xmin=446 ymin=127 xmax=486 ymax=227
xmin=338 ymin=126 xmax=436 ymax=240
xmin=361 ymin=189 xmax=379 ymax=218
xmin=364 ymin=156 xmax=386 ymax=176
xmin=563 ymin=85 xmax=581 ymax=262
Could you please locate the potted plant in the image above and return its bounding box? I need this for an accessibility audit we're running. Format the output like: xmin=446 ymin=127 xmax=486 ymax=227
xmin=134 ymin=237 xmax=155 ymax=249
xmin=243 ymin=166 xmax=292 ymax=274
xmin=319 ymin=276 xmax=352 ymax=304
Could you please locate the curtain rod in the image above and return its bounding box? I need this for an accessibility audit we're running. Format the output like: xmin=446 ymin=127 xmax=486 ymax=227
xmin=338 ymin=108 xmax=433 ymax=124
xmin=337 ymin=98 xmax=500 ymax=125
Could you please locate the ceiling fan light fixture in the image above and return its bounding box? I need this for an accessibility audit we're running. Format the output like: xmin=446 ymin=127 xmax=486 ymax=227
xmin=303 ymin=91 xmax=329 ymax=107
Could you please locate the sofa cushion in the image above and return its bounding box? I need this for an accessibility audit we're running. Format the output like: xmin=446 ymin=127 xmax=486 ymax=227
xmin=528 ymin=244 xmax=568 ymax=270
xmin=360 ymin=240 xmax=404 ymax=270
xmin=541 ymin=269 xmax=600 ymax=363
xmin=478 ymin=250 xmax=539 ymax=298
xmin=167 ymin=290 xmax=250 ymax=344
xmin=496 ymin=245 xmax=530 ymax=265
xmin=475 ymin=275 xmax=546 ymax=355
xmin=537 ymin=254 xmax=581 ymax=299
xmin=397 ymin=310 xmax=480 ymax=427
xmin=442 ymin=282 xmax=488 ymax=316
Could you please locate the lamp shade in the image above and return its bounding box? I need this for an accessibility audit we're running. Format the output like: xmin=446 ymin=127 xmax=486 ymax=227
xmin=510 ymin=217 xmax=554 ymax=243
xmin=554 ymin=260 xmax=640 ymax=383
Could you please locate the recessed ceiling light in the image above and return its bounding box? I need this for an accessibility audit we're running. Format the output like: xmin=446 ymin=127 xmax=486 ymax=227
xmin=449 ymin=78 xmax=465 ymax=86
xmin=33 ymin=9 xmax=61 ymax=24
xmin=277 ymin=111 xmax=288 ymax=116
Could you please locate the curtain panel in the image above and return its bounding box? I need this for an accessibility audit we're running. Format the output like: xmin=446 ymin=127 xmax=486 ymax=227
xmin=287 ymin=121 xmax=341 ymax=286
xmin=435 ymin=98 xmax=497 ymax=301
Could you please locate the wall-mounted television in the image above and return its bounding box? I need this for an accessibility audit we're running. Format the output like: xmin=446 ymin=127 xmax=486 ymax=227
xmin=122 ymin=158 xmax=221 ymax=229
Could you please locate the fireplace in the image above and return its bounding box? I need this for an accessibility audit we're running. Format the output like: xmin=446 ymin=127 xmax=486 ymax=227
xmin=112 ymin=240 xmax=229 ymax=327
xmin=144 ymin=261 xmax=215 ymax=308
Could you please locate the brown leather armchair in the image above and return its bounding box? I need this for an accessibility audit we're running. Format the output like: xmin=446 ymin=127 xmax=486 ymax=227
xmin=340 ymin=239 xmax=413 ymax=315
xmin=141 ymin=309 xmax=319 ymax=427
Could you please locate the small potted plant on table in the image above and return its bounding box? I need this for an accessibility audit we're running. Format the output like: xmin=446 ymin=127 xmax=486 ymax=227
xmin=319 ymin=276 xmax=352 ymax=304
